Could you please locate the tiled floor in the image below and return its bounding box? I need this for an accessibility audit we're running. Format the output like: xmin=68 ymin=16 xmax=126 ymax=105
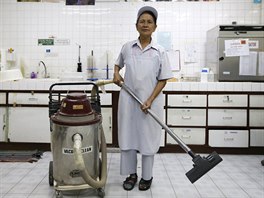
xmin=0 ymin=152 xmax=263 ymax=198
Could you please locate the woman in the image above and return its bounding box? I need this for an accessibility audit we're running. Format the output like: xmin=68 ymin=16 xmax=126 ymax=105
xmin=113 ymin=6 xmax=173 ymax=191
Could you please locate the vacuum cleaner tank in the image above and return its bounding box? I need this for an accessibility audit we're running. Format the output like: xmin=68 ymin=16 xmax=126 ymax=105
xmin=50 ymin=92 xmax=102 ymax=186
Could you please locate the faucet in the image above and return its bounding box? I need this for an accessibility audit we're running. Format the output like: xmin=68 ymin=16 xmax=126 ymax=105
xmin=38 ymin=61 xmax=48 ymax=78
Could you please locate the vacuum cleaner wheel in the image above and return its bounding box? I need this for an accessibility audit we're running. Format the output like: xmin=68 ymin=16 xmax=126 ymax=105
xmin=55 ymin=190 xmax=63 ymax=198
xmin=49 ymin=161 xmax=54 ymax=186
xmin=97 ymin=188 xmax=105 ymax=198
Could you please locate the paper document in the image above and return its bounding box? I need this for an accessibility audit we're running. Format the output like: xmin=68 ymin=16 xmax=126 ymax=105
xmin=239 ymin=51 xmax=257 ymax=76
xmin=184 ymin=42 xmax=198 ymax=63
xmin=225 ymin=39 xmax=250 ymax=57
xmin=166 ymin=50 xmax=180 ymax=71
xmin=258 ymin=52 xmax=264 ymax=75
xmin=248 ymin=40 xmax=259 ymax=49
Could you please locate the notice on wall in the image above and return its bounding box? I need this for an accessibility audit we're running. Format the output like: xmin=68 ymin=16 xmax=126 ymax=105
xmin=248 ymin=40 xmax=259 ymax=49
xmin=166 ymin=50 xmax=180 ymax=71
xmin=38 ymin=38 xmax=70 ymax=46
xmin=54 ymin=39 xmax=70 ymax=46
xmin=224 ymin=39 xmax=250 ymax=57
xmin=184 ymin=42 xmax=198 ymax=63
xmin=239 ymin=51 xmax=257 ymax=76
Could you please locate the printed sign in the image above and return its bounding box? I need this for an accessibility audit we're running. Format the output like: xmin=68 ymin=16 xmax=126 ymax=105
xmin=224 ymin=39 xmax=250 ymax=57
xmin=73 ymin=105 xmax=83 ymax=110
xmin=63 ymin=146 xmax=92 ymax=155
xmin=248 ymin=40 xmax=259 ymax=49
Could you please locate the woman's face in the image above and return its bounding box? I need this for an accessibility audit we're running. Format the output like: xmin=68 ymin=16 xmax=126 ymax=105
xmin=136 ymin=13 xmax=157 ymax=38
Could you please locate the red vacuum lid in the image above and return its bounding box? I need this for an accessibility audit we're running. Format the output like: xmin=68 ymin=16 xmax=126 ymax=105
xmin=59 ymin=93 xmax=93 ymax=116
xmin=51 ymin=93 xmax=101 ymax=126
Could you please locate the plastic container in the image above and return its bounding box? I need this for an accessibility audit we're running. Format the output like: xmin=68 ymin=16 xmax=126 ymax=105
xmin=208 ymin=70 xmax=215 ymax=82
xmin=30 ymin=72 xmax=37 ymax=79
xmin=200 ymin=68 xmax=209 ymax=82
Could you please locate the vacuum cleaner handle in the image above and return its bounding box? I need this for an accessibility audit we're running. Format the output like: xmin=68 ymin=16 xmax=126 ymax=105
xmin=121 ymin=83 xmax=197 ymax=158
xmin=49 ymin=82 xmax=99 ymax=99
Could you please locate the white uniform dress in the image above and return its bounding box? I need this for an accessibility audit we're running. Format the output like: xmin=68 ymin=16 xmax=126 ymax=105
xmin=115 ymin=39 xmax=173 ymax=155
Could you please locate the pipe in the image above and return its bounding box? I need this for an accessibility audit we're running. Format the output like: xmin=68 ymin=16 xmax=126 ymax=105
xmin=91 ymin=79 xmax=114 ymax=99
xmin=38 ymin=61 xmax=47 ymax=78
xmin=73 ymin=126 xmax=107 ymax=189
xmin=95 ymin=79 xmax=114 ymax=87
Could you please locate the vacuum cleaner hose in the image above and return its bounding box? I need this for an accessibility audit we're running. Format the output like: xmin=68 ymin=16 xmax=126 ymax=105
xmin=73 ymin=126 xmax=107 ymax=189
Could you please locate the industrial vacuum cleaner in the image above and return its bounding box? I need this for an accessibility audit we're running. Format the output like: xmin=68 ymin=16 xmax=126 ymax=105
xmin=48 ymin=81 xmax=110 ymax=198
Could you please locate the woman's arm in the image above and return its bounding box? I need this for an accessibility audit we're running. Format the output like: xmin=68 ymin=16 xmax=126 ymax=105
xmin=113 ymin=65 xmax=124 ymax=86
xmin=141 ymin=79 xmax=167 ymax=113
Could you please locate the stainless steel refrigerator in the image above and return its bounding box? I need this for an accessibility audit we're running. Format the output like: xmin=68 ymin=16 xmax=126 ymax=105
xmin=206 ymin=25 xmax=264 ymax=82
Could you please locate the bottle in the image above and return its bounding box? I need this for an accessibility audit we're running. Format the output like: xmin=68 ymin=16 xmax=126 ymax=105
xmin=77 ymin=62 xmax=82 ymax=72
xmin=208 ymin=70 xmax=215 ymax=82
xmin=200 ymin=68 xmax=209 ymax=82
xmin=87 ymin=50 xmax=94 ymax=69
xmin=30 ymin=72 xmax=37 ymax=79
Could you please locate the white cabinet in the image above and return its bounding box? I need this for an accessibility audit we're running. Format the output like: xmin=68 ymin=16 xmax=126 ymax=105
xmin=208 ymin=109 xmax=247 ymax=126
xmin=0 ymin=107 xmax=7 ymax=141
xmin=168 ymin=95 xmax=206 ymax=107
xmin=0 ymin=93 xmax=7 ymax=141
xmin=167 ymin=109 xmax=206 ymax=126
xmin=165 ymin=92 xmax=263 ymax=152
xmin=208 ymin=94 xmax=247 ymax=126
xmin=250 ymin=129 xmax=264 ymax=147
xmin=100 ymin=93 xmax=113 ymax=144
xmin=249 ymin=95 xmax=264 ymax=147
xmin=250 ymin=110 xmax=264 ymax=127
xmin=208 ymin=95 xmax=247 ymax=107
xmin=100 ymin=93 xmax=112 ymax=105
xmin=250 ymin=95 xmax=264 ymax=107
xmin=101 ymin=108 xmax=112 ymax=144
xmin=209 ymin=130 xmax=248 ymax=148
xmin=166 ymin=94 xmax=206 ymax=147
xmin=0 ymin=93 xmax=5 ymax=104
xmin=208 ymin=94 xmax=249 ymax=149
xmin=166 ymin=128 xmax=205 ymax=145
xmin=8 ymin=93 xmax=49 ymax=105
xmin=8 ymin=107 xmax=50 ymax=143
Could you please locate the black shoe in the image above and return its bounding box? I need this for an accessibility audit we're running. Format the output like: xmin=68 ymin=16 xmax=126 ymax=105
xmin=139 ymin=177 xmax=153 ymax=191
xmin=123 ymin=173 xmax=138 ymax=191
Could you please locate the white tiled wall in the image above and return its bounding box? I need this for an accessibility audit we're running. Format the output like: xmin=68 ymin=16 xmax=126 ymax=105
xmin=0 ymin=0 xmax=263 ymax=79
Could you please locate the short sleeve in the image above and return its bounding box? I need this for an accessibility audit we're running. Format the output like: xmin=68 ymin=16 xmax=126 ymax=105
xmin=115 ymin=45 xmax=125 ymax=69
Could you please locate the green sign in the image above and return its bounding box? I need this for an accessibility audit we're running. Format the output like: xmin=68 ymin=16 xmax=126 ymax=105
xmin=38 ymin=39 xmax=54 ymax=46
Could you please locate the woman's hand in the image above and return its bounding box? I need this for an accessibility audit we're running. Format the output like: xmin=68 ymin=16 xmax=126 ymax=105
xmin=113 ymin=72 xmax=124 ymax=86
xmin=141 ymin=99 xmax=152 ymax=114
xmin=140 ymin=80 xmax=167 ymax=114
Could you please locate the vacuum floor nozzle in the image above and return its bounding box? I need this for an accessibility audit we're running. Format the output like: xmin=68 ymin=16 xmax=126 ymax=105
xmin=186 ymin=151 xmax=223 ymax=183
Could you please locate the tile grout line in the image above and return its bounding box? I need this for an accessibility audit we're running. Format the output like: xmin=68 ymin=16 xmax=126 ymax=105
xmin=220 ymin=162 xmax=253 ymax=198
xmin=159 ymin=154 xmax=179 ymax=198
xmin=177 ymin=154 xmax=203 ymax=198
xmin=4 ymin=166 xmax=34 ymax=196
xmin=239 ymin=157 xmax=264 ymax=189
xmin=207 ymin=166 xmax=228 ymax=198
